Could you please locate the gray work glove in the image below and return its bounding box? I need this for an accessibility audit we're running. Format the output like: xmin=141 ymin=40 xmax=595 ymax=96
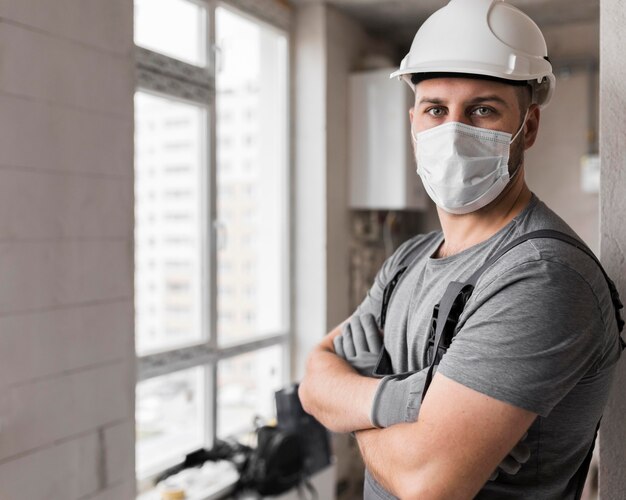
xmin=333 ymin=313 xmax=382 ymax=376
xmin=489 ymin=432 xmax=531 ymax=480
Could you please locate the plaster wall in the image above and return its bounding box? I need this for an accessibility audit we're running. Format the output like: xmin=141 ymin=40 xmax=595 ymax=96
xmin=525 ymin=70 xmax=600 ymax=253
xmin=0 ymin=1 xmax=136 ymax=498
xmin=598 ymin=0 xmax=626 ymax=497
xmin=292 ymin=6 xmax=395 ymax=499
xmin=292 ymin=3 xmax=394 ymax=378
xmin=293 ymin=3 xmax=328 ymax=381
xmin=325 ymin=7 xmax=396 ymax=332
xmin=525 ymin=21 xmax=600 ymax=253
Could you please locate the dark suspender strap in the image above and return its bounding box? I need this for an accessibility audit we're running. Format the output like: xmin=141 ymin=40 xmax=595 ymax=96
xmin=379 ymin=266 xmax=408 ymax=330
xmin=574 ymin=418 xmax=601 ymax=500
xmin=421 ymin=280 xmax=470 ymax=402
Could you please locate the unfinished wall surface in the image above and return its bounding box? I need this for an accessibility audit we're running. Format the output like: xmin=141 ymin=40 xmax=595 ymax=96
xmin=525 ymin=70 xmax=600 ymax=252
xmin=525 ymin=21 xmax=600 ymax=254
xmin=0 ymin=1 xmax=136 ymax=498
xmin=325 ymin=6 xmax=396 ymax=331
xmin=292 ymin=1 xmax=394 ymax=377
xmin=293 ymin=5 xmax=395 ymax=499
xmin=598 ymin=0 xmax=626 ymax=497
xmin=292 ymin=2 xmax=327 ymax=381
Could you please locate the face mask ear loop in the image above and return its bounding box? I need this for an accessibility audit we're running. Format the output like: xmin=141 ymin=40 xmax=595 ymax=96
xmin=509 ymin=108 xmax=530 ymax=145
xmin=507 ymin=108 xmax=531 ymax=184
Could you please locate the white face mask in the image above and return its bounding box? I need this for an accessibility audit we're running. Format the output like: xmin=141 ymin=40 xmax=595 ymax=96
xmin=412 ymin=115 xmax=527 ymax=215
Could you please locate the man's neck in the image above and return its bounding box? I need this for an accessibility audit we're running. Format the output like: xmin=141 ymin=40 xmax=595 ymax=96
xmin=434 ymin=176 xmax=533 ymax=259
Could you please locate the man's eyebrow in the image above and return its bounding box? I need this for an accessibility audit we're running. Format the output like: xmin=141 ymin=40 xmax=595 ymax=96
xmin=416 ymin=95 xmax=511 ymax=108
xmin=417 ymin=97 xmax=445 ymax=106
xmin=467 ymin=95 xmax=511 ymax=108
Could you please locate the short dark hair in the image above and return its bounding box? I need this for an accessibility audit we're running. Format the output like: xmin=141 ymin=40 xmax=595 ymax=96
xmin=514 ymin=84 xmax=532 ymax=117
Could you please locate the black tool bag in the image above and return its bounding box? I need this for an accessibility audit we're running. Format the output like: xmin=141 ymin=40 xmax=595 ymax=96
xmin=373 ymin=229 xmax=625 ymax=499
xmin=239 ymin=424 xmax=305 ymax=496
xmin=275 ymin=383 xmax=331 ymax=476
xmin=238 ymin=384 xmax=326 ymax=498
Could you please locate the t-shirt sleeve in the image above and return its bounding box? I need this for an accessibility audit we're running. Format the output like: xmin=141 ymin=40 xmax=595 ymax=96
xmin=437 ymin=258 xmax=605 ymax=417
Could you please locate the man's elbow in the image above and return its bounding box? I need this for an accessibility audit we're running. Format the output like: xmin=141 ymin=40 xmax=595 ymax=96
xmin=298 ymin=361 xmax=348 ymax=433
xmin=298 ymin=377 xmax=337 ymax=431
xmin=393 ymin=470 xmax=473 ymax=500
xmin=298 ymin=378 xmax=313 ymax=415
xmin=381 ymin=471 xmax=417 ymax=500
xmin=395 ymin=479 xmax=426 ymax=500
xmin=298 ymin=350 xmax=320 ymax=413
xmin=380 ymin=466 xmax=439 ymax=500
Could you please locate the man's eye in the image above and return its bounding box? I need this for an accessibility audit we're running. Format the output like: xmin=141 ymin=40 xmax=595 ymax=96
xmin=472 ymin=106 xmax=492 ymax=117
xmin=427 ymin=107 xmax=445 ymax=117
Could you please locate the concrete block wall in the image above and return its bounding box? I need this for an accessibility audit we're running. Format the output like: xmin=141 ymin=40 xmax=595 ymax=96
xmin=599 ymin=0 xmax=626 ymax=497
xmin=0 ymin=1 xmax=136 ymax=499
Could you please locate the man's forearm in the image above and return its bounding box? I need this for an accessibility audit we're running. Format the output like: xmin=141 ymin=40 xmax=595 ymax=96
xmin=356 ymin=424 xmax=455 ymax=499
xmin=355 ymin=425 xmax=420 ymax=498
xmin=354 ymin=373 xmax=536 ymax=500
xmin=299 ymin=346 xmax=380 ymax=433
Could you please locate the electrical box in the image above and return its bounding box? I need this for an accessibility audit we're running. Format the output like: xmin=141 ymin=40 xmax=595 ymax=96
xmin=580 ymin=154 xmax=600 ymax=194
xmin=349 ymin=68 xmax=427 ymax=210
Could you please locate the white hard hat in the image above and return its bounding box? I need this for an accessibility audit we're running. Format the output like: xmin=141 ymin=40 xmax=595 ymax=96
xmin=391 ymin=0 xmax=556 ymax=107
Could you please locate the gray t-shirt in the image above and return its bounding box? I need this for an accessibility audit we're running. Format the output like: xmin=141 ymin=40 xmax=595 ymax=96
xmin=355 ymin=194 xmax=623 ymax=499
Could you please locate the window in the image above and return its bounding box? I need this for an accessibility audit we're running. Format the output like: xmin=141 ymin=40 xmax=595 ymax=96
xmin=215 ymin=5 xmax=289 ymax=348
xmin=217 ymin=345 xmax=283 ymax=438
xmin=134 ymin=0 xmax=290 ymax=490
xmin=136 ymin=367 xmax=205 ymax=475
xmin=135 ymin=0 xmax=206 ymax=66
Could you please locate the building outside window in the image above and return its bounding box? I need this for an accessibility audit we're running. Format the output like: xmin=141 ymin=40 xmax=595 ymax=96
xmin=133 ymin=0 xmax=290 ymax=489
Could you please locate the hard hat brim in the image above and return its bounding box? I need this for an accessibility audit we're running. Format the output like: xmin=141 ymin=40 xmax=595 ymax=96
xmin=390 ymin=67 xmax=555 ymax=108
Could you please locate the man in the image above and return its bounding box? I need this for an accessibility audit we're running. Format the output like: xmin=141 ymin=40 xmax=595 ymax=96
xmin=298 ymin=0 xmax=624 ymax=498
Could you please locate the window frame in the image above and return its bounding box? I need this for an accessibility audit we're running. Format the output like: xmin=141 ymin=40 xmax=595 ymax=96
xmin=134 ymin=0 xmax=292 ymax=486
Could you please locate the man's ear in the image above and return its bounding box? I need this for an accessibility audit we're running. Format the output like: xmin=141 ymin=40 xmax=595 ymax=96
xmin=409 ymin=106 xmax=417 ymax=154
xmin=523 ymin=104 xmax=541 ymax=150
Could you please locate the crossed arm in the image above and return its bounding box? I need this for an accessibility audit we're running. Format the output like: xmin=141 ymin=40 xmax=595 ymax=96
xmin=298 ymin=321 xmax=380 ymax=432
xmin=298 ymin=321 xmax=537 ymax=499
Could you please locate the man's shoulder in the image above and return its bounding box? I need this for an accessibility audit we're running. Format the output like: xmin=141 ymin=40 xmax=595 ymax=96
xmin=485 ymin=197 xmax=605 ymax=295
xmin=470 ymin=196 xmax=620 ymax=337
xmin=471 ymin=198 xmax=621 ymax=360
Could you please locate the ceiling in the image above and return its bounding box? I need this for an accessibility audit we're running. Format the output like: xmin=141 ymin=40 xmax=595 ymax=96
xmin=290 ymin=0 xmax=599 ymax=50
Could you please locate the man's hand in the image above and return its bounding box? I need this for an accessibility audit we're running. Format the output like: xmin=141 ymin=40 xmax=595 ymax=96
xmin=333 ymin=313 xmax=383 ymax=376
xmin=489 ymin=433 xmax=531 ymax=480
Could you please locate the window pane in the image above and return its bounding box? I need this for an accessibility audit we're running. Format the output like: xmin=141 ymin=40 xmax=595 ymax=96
xmin=135 ymin=0 xmax=206 ymax=66
xmin=216 ymin=7 xmax=289 ymax=346
xmin=217 ymin=345 xmax=283 ymax=439
xmin=136 ymin=367 xmax=205 ymax=477
xmin=135 ymin=91 xmax=206 ymax=354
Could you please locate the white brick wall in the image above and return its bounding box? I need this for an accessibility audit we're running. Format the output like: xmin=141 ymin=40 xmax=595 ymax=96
xmin=0 ymin=1 xmax=135 ymax=499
